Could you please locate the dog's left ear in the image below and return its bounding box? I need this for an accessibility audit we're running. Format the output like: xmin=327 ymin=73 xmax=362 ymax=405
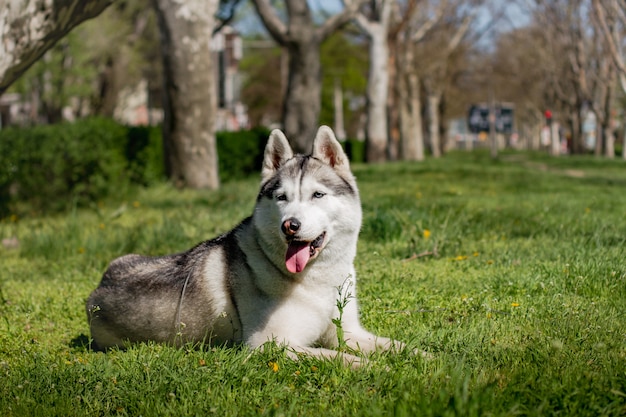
xmin=312 ymin=126 xmax=350 ymax=174
xmin=262 ymin=129 xmax=294 ymax=182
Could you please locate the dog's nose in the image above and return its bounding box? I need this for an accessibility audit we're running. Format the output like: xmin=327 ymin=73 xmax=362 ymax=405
xmin=281 ymin=217 xmax=301 ymax=236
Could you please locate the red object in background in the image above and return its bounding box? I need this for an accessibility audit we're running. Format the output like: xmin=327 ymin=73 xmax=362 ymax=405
xmin=545 ymin=109 xmax=552 ymax=125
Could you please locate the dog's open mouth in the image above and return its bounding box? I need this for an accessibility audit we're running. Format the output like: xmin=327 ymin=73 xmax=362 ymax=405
xmin=285 ymin=232 xmax=326 ymax=274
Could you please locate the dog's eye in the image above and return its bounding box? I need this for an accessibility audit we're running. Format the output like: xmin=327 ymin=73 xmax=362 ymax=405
xmin=276 ymin=194 xmax=287 ymax=201
xmin=312 ymin=191 xmax=325 ymax=199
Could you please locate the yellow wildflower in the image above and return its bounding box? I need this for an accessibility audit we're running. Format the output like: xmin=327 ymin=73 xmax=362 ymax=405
xmin=268 ymin=361 xmax=279 ymax=372
xmin=423 ymin=229 xmax=431 ymax=239
xmin=511 ymin=302 xmax=520 ymax=307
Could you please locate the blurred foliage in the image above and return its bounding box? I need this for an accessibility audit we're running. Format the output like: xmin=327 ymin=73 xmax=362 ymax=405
xmin=320 ymin=31 xmax=368 ymax=134
xmin=9 ymin=0 xmax=161 ymax=122
xmin=217 ymin=127 xmax=270 ymax=182
xmin=0 ymin=119 xmax=275 ymax=217
xmin=0 ymin=118 xmax=133 ymax=214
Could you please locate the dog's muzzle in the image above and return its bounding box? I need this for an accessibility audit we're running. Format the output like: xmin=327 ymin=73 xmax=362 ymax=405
xmin=281 ymin=217 xmax=326 ymax=273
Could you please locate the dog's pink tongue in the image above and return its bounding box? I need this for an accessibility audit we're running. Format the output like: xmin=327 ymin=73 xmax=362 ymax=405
xmin=285 ymin=241 xmax=311 ymax=273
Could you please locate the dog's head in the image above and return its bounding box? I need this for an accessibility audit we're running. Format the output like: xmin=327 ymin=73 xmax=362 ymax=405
xmin=255 ymin=126 xmax=362 ymax=274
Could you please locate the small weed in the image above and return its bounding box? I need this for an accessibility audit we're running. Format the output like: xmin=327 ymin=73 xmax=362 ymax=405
xmin=332 ymin=277 xmax=354 ymax=351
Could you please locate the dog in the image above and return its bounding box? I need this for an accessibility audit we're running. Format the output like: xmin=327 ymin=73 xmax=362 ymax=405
xmin=86 ymin=126 xmax=404 ymax=365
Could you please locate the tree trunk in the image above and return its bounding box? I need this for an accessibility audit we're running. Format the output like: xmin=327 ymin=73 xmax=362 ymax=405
xmin=623 ymin=129 xmax=626 ymax=160
xmin=0 ymin=0 xmax=115 ymax=94
xmin=605 ymin=127 xmax=615 ymax=158
xmin=152 ymin=0 xmax=220 ymax=189
xmin=365 ymin=29 xmax=390 ymax=162
xmin=399 ymin=64 xmax=424 ymax=161
xmin=594 ymin=120 xmax=604 ymax=156
xmin=489 ymin=106 xmax=498 ymax=159
xmin=550 ymin=122 xmax=560 ymax=157
xmin=333 ymin=78 xmax=346 ymax=141
xmin=282 ymin=33 xmax=322 ymax=153
xmin=427 ymin=94 xmax=441 ymax=158
xmin=571 ymin=105 xmax=584 ymax=154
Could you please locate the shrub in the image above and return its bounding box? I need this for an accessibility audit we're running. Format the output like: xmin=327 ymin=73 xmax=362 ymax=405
xmin=343 ymin=138 xmax=365 ymax=163
xmin=0 ymin=119 xmax=270 ymax=216
xmin=126 ymin=125 xmax=166 ymax=185
xmin=0 ymin=118 xmax=129 ymax=214
xmin=217 ymin=127 xmax=269 ymax=182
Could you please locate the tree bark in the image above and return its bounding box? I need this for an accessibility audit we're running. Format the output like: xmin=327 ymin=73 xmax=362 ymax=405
xmin=333 ymin=78 xmax=346 ymax=141
xmin=0 ymin=0 xmax=115 ymax=94
xmin=364 ymin=28 xmax=390 ymax=162
xmin=398 ymin=50 xmax=424 ymax=161
xmin=354 ymin=0 xmax=392 ymax=163
xmin=427 ymin=93 xmax=441 ymax=158
xmin=152 ymin=0 xmax=219 ymax=189
xmin=622 ymin=129 xmax=626 ymax=161
xmin=282 ymin=28 xmax=323 ymax=153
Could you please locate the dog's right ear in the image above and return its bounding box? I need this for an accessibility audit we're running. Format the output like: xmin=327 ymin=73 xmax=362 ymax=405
xmin=262 ymin=129 xmax=294 ymax=182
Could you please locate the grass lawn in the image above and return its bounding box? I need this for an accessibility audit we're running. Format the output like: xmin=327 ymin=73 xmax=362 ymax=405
xmin=1 ymin=150 xmax=625 ymax=416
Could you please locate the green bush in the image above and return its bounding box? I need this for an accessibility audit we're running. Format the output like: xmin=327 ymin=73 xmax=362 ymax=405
xmin=0 ymin=118 xmax=130 ymax=214
xmin=126 ymin=125 xmax=166 ymax=185
xmin=217 ymin=127 xmax=269 ymax=182
xmin=0 ymin=119 xmax=270 ymax=216
xmin=343 ymin=138 xmax=365 ymax=163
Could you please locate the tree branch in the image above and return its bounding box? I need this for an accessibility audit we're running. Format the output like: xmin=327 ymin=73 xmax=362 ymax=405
xmin=592 ymin=0 xmax=626 ymax=93
xmin=213 ymin=0 xmax=244 ymax=35
xmin=411 ymin=1 xmax=446 ymax=42
xmin=447 ymin=13 xmax=473 ymax=52
xmin=250 ymin=0 xmax=288 ymax=45
xmin=389 ymin=0 xmax=421 ymax=40
xmin=0 ymin=0 xmax=115 ymax=94
xmin=317 ymin=0 xmax=365 ymax=40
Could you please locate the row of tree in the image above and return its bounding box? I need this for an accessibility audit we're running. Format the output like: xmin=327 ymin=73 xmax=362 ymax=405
xmin=489 ymin=0 xmax=626 ymax=159
xmin=1 ymin=0 xmax=624 ymax=191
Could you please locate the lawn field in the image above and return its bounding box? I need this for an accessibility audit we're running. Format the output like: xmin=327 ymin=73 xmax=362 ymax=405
xmin=1 ymin=151 xmax=625 ymax=416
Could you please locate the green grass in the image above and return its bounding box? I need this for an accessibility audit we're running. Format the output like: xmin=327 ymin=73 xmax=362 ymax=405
xmin=1 ymin=150 xmax=625 ymax=416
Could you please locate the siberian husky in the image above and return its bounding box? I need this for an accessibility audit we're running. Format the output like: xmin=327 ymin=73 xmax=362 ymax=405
xmin=87 ymin=126 xmax=404 ymax=365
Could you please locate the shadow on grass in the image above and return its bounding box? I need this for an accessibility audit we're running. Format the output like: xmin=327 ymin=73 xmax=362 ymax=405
xmin=70 ymin=334 xmax=91 ymax=351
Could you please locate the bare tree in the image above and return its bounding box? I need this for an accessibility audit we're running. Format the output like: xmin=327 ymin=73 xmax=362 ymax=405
xmin=421 ymin=9 xmax=473 ymax=157
xmin=396 ymin=1 xmax=444 ymax=161
xmin=528 ymin=0 xmax=609 ymax=155
xmin=0 ymin=0 xmax=115 ymax=94
xmin=490 ymin=26 xmax=548 ymax=151
xmin=152 ymin=0 xmax=220 ymax=189
xmin=592 ymin=0 xmax=626 ymax=159
xmin=251 ymin=0 xmax=361 ymax=153
xmin=353 ymin=0 xmax=393 ymax=163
